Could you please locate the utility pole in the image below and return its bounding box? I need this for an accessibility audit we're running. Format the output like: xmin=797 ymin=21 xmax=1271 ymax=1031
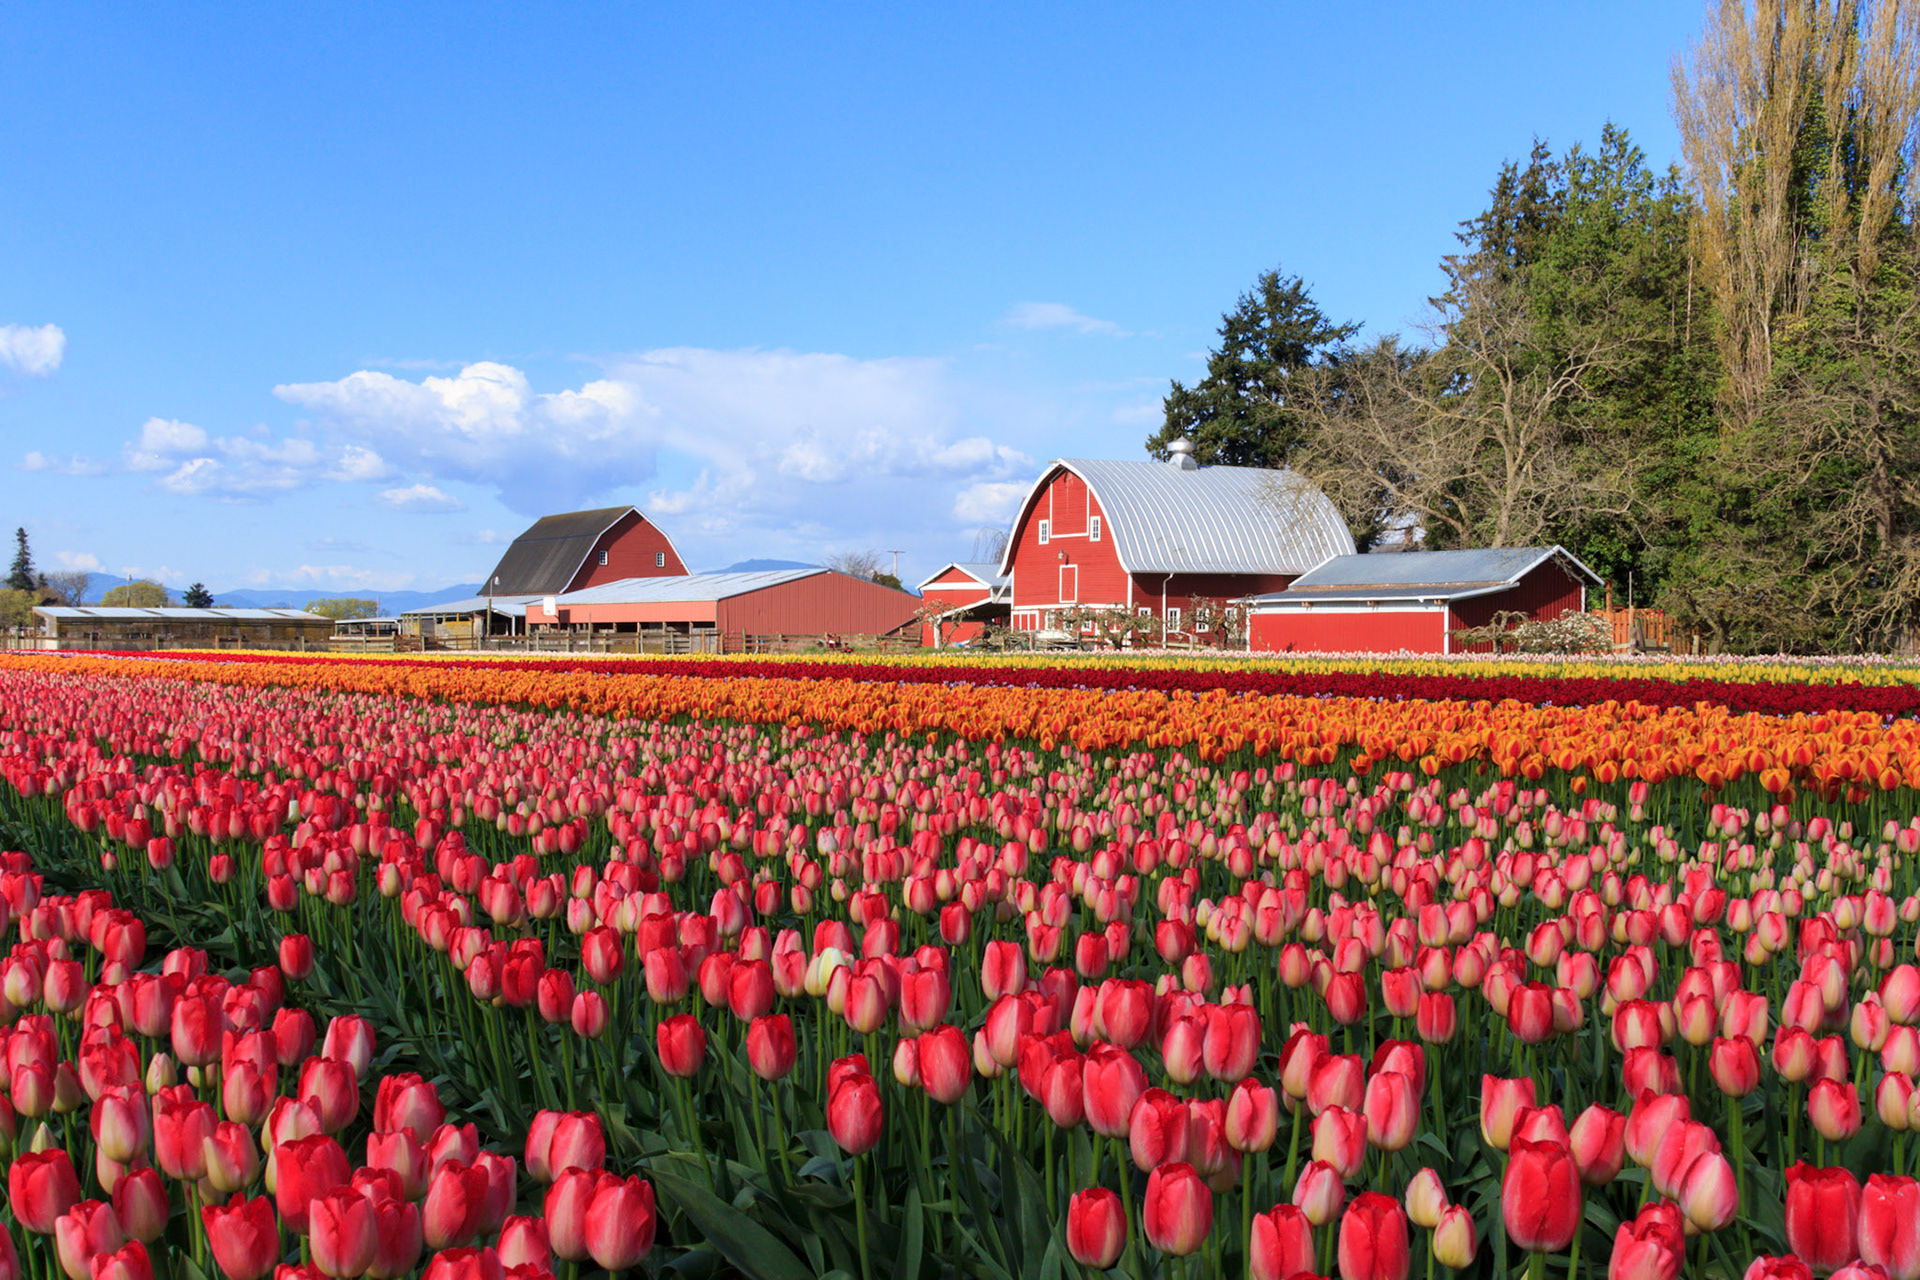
xmin=885 ymin=550 xmax=904 ymax=583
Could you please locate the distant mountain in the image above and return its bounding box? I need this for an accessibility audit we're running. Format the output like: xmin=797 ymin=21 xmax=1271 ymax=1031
xmin=203 ymin=584 xmax=482 ymax=614
xmin=710 ymin=559 xmax=819 ymax=573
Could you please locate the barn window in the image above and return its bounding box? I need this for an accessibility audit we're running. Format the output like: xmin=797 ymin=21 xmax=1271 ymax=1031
xmin=1166 ymin=607 xmax=1181 ymax=630
xmin=1038 ymin=519 xmax=1050 ymax=544
xmin=655 ymin=552 xmax=666 ymax=567
xmin=598 ymin=551 xmax=609 ymax=566
xmin=1089 ymin=516 xmax=1101 ymax=541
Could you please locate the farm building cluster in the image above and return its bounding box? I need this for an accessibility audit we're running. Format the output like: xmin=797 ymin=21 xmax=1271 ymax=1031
xmin=21 ymin=439 xmax=1611 ymax=654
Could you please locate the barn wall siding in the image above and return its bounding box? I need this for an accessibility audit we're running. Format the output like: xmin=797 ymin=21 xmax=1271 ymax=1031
xmin=718 ymin=575 xmax=920 ymax=636
xmin=566 ymin=512 xmax=689 ymax=591
xmin=1250 ymin=609 xmax=1447 ymax=654
xmin=1449 ymin=563 xmax=1586 ymax=632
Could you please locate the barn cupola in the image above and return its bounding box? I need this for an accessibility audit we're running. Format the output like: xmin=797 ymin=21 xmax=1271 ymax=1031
xmin=1167 ymin=438 xmax=1199 ymax=471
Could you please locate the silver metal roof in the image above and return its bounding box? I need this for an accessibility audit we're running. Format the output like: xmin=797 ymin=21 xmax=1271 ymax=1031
xmin=34 ymin=607 xmax=329 ymax=622
xmin=1255 ymin=545 xmax=1601 ymax=606
xmin=916 ymin=562 xmax=1009 ymax=591
xmin=999 ymin=459 xmax=1355 ymax=576
xmin=396 ymin=595 xmax=541 ymax=617
xmin=549 ymin=569 xmax=827 ymax=606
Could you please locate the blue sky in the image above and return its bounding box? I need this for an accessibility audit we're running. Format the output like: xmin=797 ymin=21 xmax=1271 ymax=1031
xmin=3 ymin=2 xmax=1703 ymax=597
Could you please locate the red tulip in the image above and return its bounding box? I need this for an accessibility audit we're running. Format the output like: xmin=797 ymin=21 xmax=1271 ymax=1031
xmin=1859 ymin=1174 xmax=1920 ymax=1280
xmin=1096 ymin=979 xmax=1152 ymax=1048
xmin=1313 ymin=1106 xmax=1368 ymax=1180
xmin=279 ymin=935 xmax=315 ymax=981
xmin=1129 ymin=1087 xmax=1190 ymax=1171
xmin=746 ymin=1015 xmax=797 ymax=1082
xmin=111 ymin=1170 xmax=167 ymax=1245
xmin=419 ymin=1246 xmax=505 ymax=1280
xmin=1250 ymin=1203 xmax=1316 ymax=1280
xmin=55 ymin=1200 xmax=126 ymax=1280
xmin=204 ymin=1121 xmax=262 ymax=1195
xmin=1810 ymin=1079 xmax=1863 ymax=1143
xmin=1502 ymin=1137 xmax=1581 ymax=1253
xmin=827 ymin=1060 xmax=884 ymax=1156
xmin=310 ymin=1189 xmax=378 ymax=1278
xmin=1226 ymin=1078 xmax=1279 ymax=1153
xmin=171 ymin=993 xmax=225 ymax=1067
xmin=1325 ymin=971 xmax=1366 ymax=1025
xmin=1680 ymin=1151 xmax=1739 ymax=1233
xmin=584 ymin=1175 xmax=656 ymax=1272
xmin=1066 ymin=1188 xmax=1126 ymax=1269
xmin=496 ymin=1217 xmax=550 ymax=1274
xmin=274 ymin=1134 xmax=351 ymax=1235
xmin=320 ymin=1016 xmax=374 ymax=1081
xmin=544 ymin=1170 xmax=610 ymax=1264
xmin=1338 ymin=1191 xmax=1411 ymax=1280
xmin=1480 ymin=1075 xmax=1535 ymax=1151
xmin=1710 ymin=1036 xmax=1761 ymax=1098
xmin=86 ymin=1240 xmax=150 ymax=1280
xmin=1508 ymin=983 xmax=1555 ymax=1045
xmin=1143 ymin=1162 xmax=1212 ymax=1256
xmin=1569 ymin=1104 xmax=1627 ymax=1186
xmin=1308 ymin=1054 xmax=1365 ymax=1115
xmin=1623 ymin=1092 xmax=1690 ymax=1169
xmin=366 ymin=1129 xmax=430 ymax=1201
xmin=422 ymin=1161 xmax=489 ymax=1251
xmin=9 ymin=1148 xmax=80 ymax=1234
xmin=1651 ymin=1120 xmax=1720 ymax=1199
xmin=203 ymin=1194 xmax=280 ymax=1280
xmin=1363 ymin=1070 xmax=1418 ymax=1152
xmin=656 ymin=1014 xmax=706 ymax=1078
xmin=1294 ymin=1160 xmax=1347 ymax=1227
xmin=981 ymin=939 xmax=1026 ymax=999
xmin=1416 ymin=992 xmax=1457 ymax=1043
xmin=1746 ymin=1260 xmax=1816 ymax=1280
xmin=1784 ymin=1163 xmax=1861 ymax=1275
xmin=1203 ymin=1003 xmax=1260 ymax=1082
xmin=298 ymin=1058 xmax=359 ymax=1134
xmin=917 ymin=1025 xmax=972 ymax=1105
xmin=1608 ymin=1202 xmax=1684 ymax=1280
xmin=373 ymin=1074 xmax=444 ymax=1137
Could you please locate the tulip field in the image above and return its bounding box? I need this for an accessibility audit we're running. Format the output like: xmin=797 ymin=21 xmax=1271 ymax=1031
xmin=7 ymin=653 xmax=1920 ymax=1279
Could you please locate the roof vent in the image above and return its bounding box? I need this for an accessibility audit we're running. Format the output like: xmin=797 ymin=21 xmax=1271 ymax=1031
xmin=1167 ymin=438 xmax=1199 ymax=471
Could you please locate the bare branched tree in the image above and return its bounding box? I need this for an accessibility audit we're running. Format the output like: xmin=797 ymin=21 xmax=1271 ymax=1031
xmin=1672 ymin=0 xmax=1920 ymax=421
xmin=1275 ymin=264 xmax=1638 ymax=549
xmin=39 ymin=571 xmax=91 ymax=606
xmin=821 ymin=550 xmax=884 ymax=580
xmin=969 ymin=526 xmax=1010 ymax=565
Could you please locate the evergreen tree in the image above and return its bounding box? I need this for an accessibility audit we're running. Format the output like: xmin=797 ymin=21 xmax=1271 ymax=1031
xmin=6 ymin=528 xmax=33 ymax=592
xmin=1148 ymin=269 xmax=1360 ymax=468
xmin=182 ymin=583 xmax=215 ymax=607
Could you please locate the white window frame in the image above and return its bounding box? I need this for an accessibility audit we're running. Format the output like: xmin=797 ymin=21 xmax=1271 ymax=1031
xmin=655 ymin=552 xmax=666 ymax=568
xmin=1038 ymin=519 xmax=1051 ymax=545
xmin=1166 ymin=607 xmax=1182 ymax=631
xmin=1089 ymin=516 xmax=1101 ymax=542
xmin=1059 ymin=564 xmax=1078 ymax=604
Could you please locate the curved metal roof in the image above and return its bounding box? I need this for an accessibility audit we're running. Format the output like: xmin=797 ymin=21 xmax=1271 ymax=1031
xmin=999 ymin=458 xmax=1355 ymax=576
xmin=1254 ymin=545 xmax=1603 ymax=607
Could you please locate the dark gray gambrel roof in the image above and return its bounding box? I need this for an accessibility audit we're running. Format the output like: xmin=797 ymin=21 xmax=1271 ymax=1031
xmin=483 ymin=506 xmax=636 ymax=595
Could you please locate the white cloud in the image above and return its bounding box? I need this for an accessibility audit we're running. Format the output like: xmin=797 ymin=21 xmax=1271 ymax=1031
xmin=953 ymin=481 xmax=1030 ymax=524
xmin=377 ymin=483 xmax=465 ymax=513
xmin=54 ymin=551 xmax=102 ymax=571
xmin=117 ymin=416 xmax=387 ymax=499
xmin=19 ymin=451 xmax=106 ymax=476
xmin=0 ymin=324 xmax=65 ymax=377
xmin=1004 ymin=302 xmax=1126 ymax=336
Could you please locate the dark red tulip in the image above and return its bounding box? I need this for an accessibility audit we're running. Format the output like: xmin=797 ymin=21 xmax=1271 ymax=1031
xmin=1502 ymin=1137 xmax=1580 ymax=1253
xmin=1066 ymin=1188 xmax=1126 ymax=1269
xmin=1785 ymin=1163 xmax=1862 ymax=1275
xmin=746 ymin=1015 xmax=797 ymax=1082
xmin=1339 ymin=1191 xmax=1411 ymax=1280
xmin=203 ymin=1194 xmax=279 ymax=1280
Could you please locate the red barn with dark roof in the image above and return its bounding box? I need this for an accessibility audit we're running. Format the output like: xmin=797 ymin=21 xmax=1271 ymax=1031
xmin=484 ymin=506 xmax=687 ymax=597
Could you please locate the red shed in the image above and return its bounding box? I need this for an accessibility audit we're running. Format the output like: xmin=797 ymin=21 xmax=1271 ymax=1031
xmin=999 ymin=439 xmax=1355 ymax=639
xmin=524 ymin=569 xmax=920 ymax=650
xmin=916 ymin=562 xmax=1009 ymax=647
xmin=484 ymin=506 xmax=688 ymax=597
xmin=1248 ymin=546 xmax=1602 ymax=654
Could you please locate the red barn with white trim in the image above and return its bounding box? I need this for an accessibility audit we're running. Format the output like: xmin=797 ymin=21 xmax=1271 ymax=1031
xmin=1248 ymin=546 xmax=1601 ymax=653
xmin=916 ymin=563 xmax=1009 ymax=646
xmin=999 ymin=440 xmax=1355 ymax=637
xmin=484 ymin=506 xmax=688 ymax=597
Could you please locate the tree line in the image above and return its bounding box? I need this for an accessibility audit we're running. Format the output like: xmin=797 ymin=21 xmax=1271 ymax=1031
xmin=1152 ymin=0 xmax=1920 ymax=653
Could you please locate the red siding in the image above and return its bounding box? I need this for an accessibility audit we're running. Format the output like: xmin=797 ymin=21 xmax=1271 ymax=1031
xmin=565 ymin=511 xmax=688 ymax=591
xmin=717 ymin=573 xmax=920 ymax=637
xmin=1448 ymin=562 xmax=1586 ymax=635
xmin=1251 ymin=608 xmax=1447 ymax=654
xmin=1006 ymin=466 xmax=1297 ymax=628
xmin=919 ymin=570 xmax=995 ymax=645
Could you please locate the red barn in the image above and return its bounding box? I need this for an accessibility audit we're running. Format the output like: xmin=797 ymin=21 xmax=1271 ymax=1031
xmin=916 ymin=562 xmax=1009 ymax=647
xmin=484 ymin=505 xmax=687 ymax=597
xmin=524 ymin=569 xmax=920 ymax=651
xmin=1000 ymin=440 xmax=1355 ymax=638
xmin=1249 ymin=546 xmax=1601 ymax=654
